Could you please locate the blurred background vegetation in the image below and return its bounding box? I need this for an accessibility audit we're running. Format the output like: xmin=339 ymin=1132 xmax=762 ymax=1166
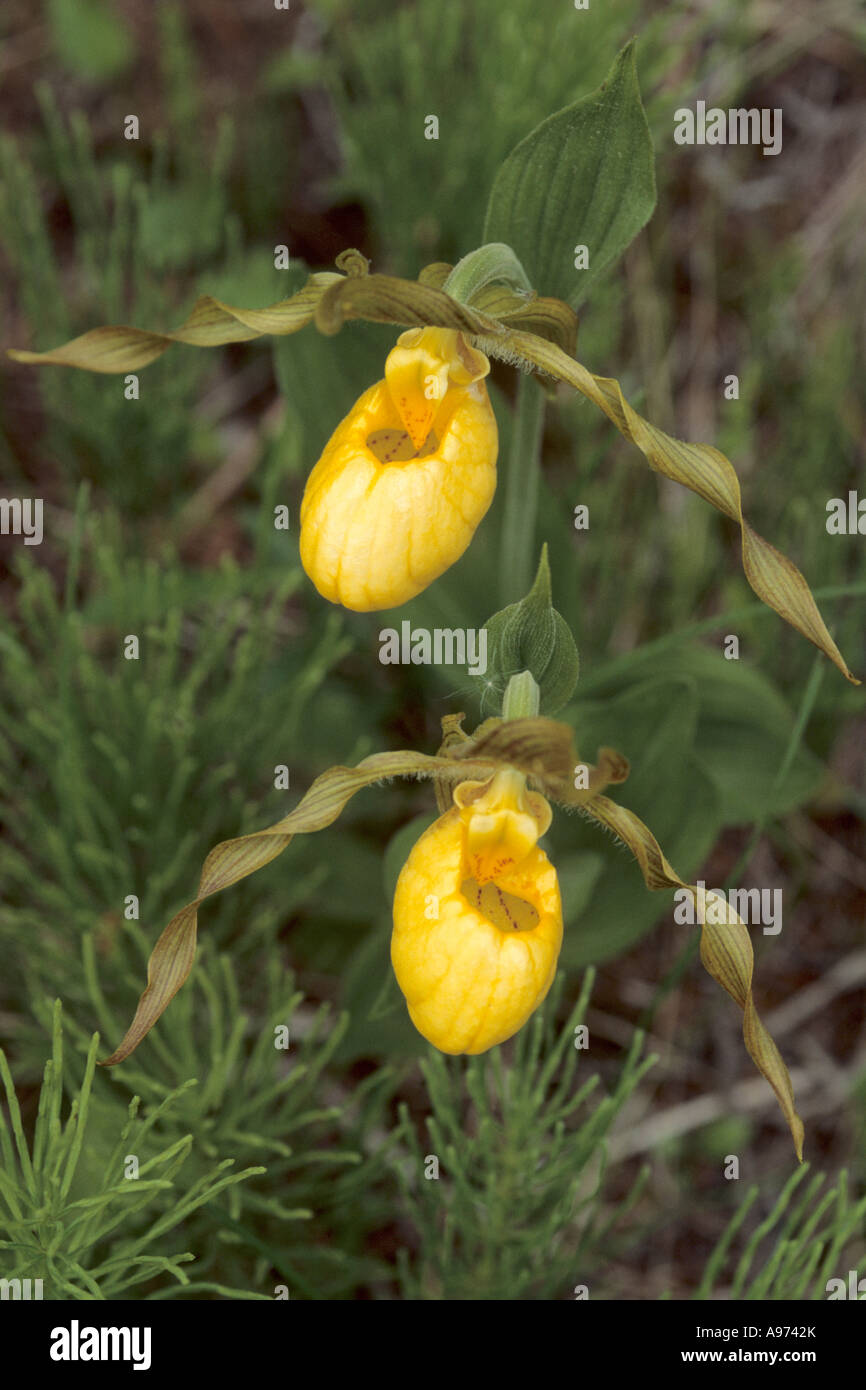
xmin=0 ymin=0 xmax=864 ymax=1299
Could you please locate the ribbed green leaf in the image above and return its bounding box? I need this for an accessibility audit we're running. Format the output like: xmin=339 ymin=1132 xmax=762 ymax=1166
xmin=483 ymin=41 xmax=656 ymax=306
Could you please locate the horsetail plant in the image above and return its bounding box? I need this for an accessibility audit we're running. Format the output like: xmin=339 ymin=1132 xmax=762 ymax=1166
xmin=694 ymin=1165 xmax=866 ymax=1301
xmin=0 ymin=1001 xmax=267 ymax=1300
xmin=393 ymin=971 xmax=655 ymax=1301
xmin=5 ymin=40 xmax=853 ymax=1217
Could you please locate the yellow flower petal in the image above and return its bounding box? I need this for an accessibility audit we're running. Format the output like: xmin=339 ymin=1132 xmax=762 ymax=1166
xmin=299 ymin=332 xmax=497 ymax=612
xmin=391 ymin=805 xmax=562 ymax=1055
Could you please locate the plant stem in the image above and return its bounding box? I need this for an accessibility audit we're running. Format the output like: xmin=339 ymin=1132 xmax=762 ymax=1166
xmin=499 ymin=371 xmax=545 ymax=606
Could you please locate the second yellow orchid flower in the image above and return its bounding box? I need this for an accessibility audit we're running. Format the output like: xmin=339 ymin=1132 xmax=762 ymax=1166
xmin=299 ymin=327 xmax=498 ymax=611
xmin=391 ymin=770 xmax=562 ymax=1054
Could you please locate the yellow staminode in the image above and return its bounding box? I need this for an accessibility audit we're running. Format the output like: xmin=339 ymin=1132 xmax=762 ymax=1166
xmin=299 ymin=327 xmax=498 ymax=612
xmin=455 ymin=769 xmax=553 ymax=883
xmin=391 ymin=772 xmax=562 ymax=1054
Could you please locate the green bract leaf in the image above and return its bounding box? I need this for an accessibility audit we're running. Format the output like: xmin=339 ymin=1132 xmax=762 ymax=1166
xmin=475 ymin=545 xmax=580 ymax=715
xmin=483 ymin=40 xmax=656 ymax=306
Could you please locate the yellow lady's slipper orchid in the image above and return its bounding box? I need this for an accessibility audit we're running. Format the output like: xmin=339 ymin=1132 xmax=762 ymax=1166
xmin=391 ymin=770 xmax=562 ymax=1054
xmin=299 ymin=327 xmax=498 ymax=611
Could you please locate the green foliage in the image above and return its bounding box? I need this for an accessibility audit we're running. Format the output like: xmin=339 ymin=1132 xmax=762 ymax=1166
xmin=394 ymin=973 xmax=654 ymax=1300
xmin=0 ymin=61 xmax=289 ymax=515
xmin=551 ymin=643 xmax=825 ymax=966
xmin=47 ymin=0 xmax=135 ymax=82
xmin=0 ymin=1002 xmax=266 ymax=1299
xmin=315 ymin=0 xmax=643 ymax=272
xmin=696 ymin=1166 xmax=866 ymax=1300
xmin=0 ymin=496 xmax=354 ymax=1056
xmin=484 ymin=41 xmax=657 ymax=306
xmin=0 ymin=978 xmax=396 ymax=1300
xmin=2 ymin=0 xmax=864 ymax=1302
